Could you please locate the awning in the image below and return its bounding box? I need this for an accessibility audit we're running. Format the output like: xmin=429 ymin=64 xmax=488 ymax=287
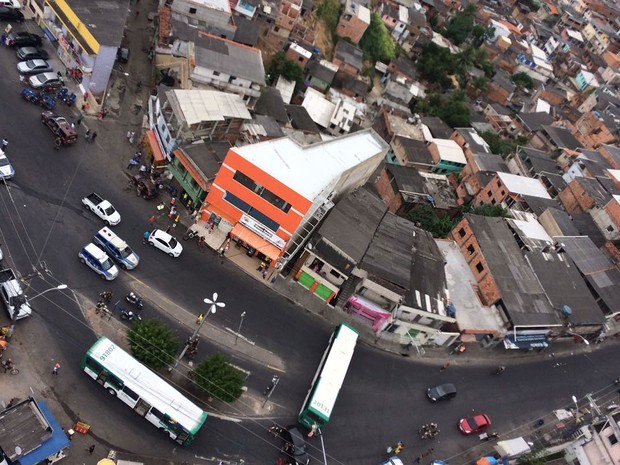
xmin=174 ymin=148 xmax=209 ymax=191
xmin=146 ymin=130 xmax=166 ymax=166
xmin=231 ymin=223 xmax=281 ymax=262
xmin=19 ymin=401 xmax=70 ymax=465
xmin=503 ymin=334 xmax=549 ymax=350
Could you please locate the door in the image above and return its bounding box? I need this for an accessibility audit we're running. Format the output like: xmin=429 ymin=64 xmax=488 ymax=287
xmin=134 ymin=399 xmax=151 ymax=417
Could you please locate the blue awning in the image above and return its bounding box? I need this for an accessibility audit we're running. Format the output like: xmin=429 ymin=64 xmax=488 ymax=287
xmin=504 ymin=334 xmax=549 ymax=350
xmin=18 ymin=401 xmax=70 ymax=465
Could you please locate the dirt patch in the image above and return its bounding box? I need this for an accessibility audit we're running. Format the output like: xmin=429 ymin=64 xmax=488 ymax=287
xmin=312 ymin=16 xmax=334 ymax=60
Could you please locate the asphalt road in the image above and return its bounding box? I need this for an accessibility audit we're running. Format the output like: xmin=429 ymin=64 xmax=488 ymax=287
xmin=0 ymin=28 xmax=619 ymax=465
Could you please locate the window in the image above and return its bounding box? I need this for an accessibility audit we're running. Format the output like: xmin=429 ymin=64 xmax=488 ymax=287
xmin=467 ymin=245 xmax=475 ymax=254
xmin=496 ymin=180 xmax=501 ymax=187
xmin=487 ymin=191 xmax=493 ymax=197
xmin=213 ymin=71 xmax=220 ymax=76
xmin=229 ymin=75 xmax=237 ymax=83
xmin=298 ymin=57 xmax=304 ymax=62
xmin=329 ymin=269 xmax=341 ymax=279
xmin=233 ymin=171 xmax=259 ymax=192
xmin=123 ymin=386 xmax=140 ymax=401
xmin=475 ymin=262 xmax=484 ymax=273
xmin=609 ymin=434 xmax=618 ymax=445
xmin=458 ymin=228 xmax=466 ymax=238
xmin=189 ymin=7 xmax=197 ymax=13
xmin=607 ymin=225 xmax=615 ymax=232
xmin=491 ymin=199 xmax=496 ymax=205
xmin=500 ymin=190 xmax=505 ymax=196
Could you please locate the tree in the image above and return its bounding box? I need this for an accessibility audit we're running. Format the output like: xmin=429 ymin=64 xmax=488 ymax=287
xmin=415 ymin=43 xmax=455 ymax=90
xmin=465 ymin=204 xmax=511 ymax=217
xmin=479 ymin=131 xmax=520 ymax=156
xmin=406 ymin=204 xmax=458 ymax=238
xmin=193 ymin=354 xmax=244 ymax=403
xmin=266 ymin=52 xmax=305 ymax=85
xmin=438 ymin=97 xmax=470 ymax=128
xmin=472 ymin=75 xmax=489 ymax=94
xmin=359 ymin=13 xmax=396 ymax=62
xmin=127 ymin=319 xmax=179 ymax=370
xmin=444 ymin=4 xmax=476 ymax=45
xmin=316 ymin=0 xmax=341 ymax=35
xmin=512 ymin=72 xmax=534 ymax=89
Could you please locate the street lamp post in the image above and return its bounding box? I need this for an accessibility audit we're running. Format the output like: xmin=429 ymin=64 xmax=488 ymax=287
xmin=235 ymin=311 xmax=246 ymax=345
xmin=169 ymin=292 xmax=226 ymax=372
xmin=572 ymin=395 xmax=581 ymax=423
xmin=29 ymin=284 xmax=68 ymax=301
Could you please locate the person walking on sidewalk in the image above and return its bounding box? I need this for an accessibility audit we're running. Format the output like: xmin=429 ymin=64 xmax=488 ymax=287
xmin=1 ymin=138 xmax=7 ymax=151
xmin=90 ymin=132 xmax=97 ymax=143
xmin=85 ymin=129 xmax=90 ymax=141
xmin=52 ymin=363 xmax=60 ymax=375
xmin=77 ymin=113 xmax=84 ymax=125
xmin=196 ymin=314 xmax=204 ymax=325
xmin=440 ymin=361 xmax=450 ymax=372
xmin=87 ymin=445 xmax=95 ymax=455
xmin=143 ymin=230 xmax=150 ymax=244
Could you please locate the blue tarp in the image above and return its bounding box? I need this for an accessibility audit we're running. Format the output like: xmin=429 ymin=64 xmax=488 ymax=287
xmin=18 ymin=401 xmax=70 ymax=465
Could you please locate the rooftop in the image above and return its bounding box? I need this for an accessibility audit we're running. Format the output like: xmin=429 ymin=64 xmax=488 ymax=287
xmin=520 ymin=146 xmax=560 ymax=174
xmin=179 ymin=140 xmax=231 ymax=181
xmin=497 ymin=172 xmax=552 ymax=198
xmin=431 ymin=138 xmax=467 ymax=164
xmin=518 ymin=112 xmax=554 ymax=132
xmin=465 ymin=214 xmax=558 ymax=326
xmin=473 ymin=152 xmax=509 ymax=172
xmin=301 ymin=88 xmax=337 ymax=128
xmin=285 ymin=104 xmax=321 ymax=134
xmin=394 ymin=135 xmax=434 ymax=165
xmin=542 ymin=207 xmax=580 ymax=236
xmin=254 ymin=87 xmax=289 ymax=124
xmin=232 ymin=128 xmax=388 ymax=200
xmin=307 ymin=59 xmax=338 ymax=84
xmin=334 ymin=40 xmax=363 ymax=71
xmin=542 ymin=125 xmax=581 ymax=150
xmin=166 ymin=89 xmax=251 ymax=126
xmin=454 ymin=128 xmax=491 ymax=153
xmin=194 ymin=32 xmax=266 ymax=85
xmin=421 ymin=116 xmax=453 ymax=139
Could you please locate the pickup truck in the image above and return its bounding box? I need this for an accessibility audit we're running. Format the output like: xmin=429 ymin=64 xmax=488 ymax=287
xmin=0 ymin=268 xmax=32 ymax=320
xmin=82 ymin=193 xmax=121 ymax=226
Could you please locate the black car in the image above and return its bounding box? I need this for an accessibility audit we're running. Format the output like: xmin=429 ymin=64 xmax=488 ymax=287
xmin=426 ymin=383 xmax=457 ymax=402
xmin=8 ymin=32 xmax=42 ymax=47
xmin=281 ymin=427 xmax=310 ymax=465
xmin=16 ymin=46 xmax=49 ymax=61
xmin=0 ymin=6 xmax=23 ymax=21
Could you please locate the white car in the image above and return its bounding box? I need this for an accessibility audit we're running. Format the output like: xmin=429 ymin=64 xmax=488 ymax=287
xmin=148 ymin=229 xmax=183 ymax=257
xmin=0 ymin=150 xmax=15 ymax=180
xmin=28 ymin=71 xmax=60 ymax=89
xmin=17 ymin=59 xmax=51 ymax=75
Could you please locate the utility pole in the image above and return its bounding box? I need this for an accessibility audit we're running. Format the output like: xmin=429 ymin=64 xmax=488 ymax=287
xmin=235 ymin=311 xmax=246 ymax=345
xmin=262 ymin=375 xmax=279 ymax=407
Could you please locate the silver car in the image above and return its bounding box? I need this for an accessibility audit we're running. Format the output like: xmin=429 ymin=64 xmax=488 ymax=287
xmin=0 ymin=150 xmax=15 ymax=180
xmin=28 ymin=71 xmax=60 ymax=89
xmin=17 ymin=59 xmax=52 ymax=75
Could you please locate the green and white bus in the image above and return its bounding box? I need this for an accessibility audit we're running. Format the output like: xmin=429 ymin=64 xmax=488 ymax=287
xmin=81 ymin=336 xmax=207 ymax=445
xmin=298 ymin=323 xmax=359 ymax=430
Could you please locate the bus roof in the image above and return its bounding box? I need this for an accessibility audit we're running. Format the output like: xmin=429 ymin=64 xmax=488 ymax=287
xmin=309 ymin=324 xmax=358 ymax=419
xmin=86 ymin=337 xmax=207 ymax=433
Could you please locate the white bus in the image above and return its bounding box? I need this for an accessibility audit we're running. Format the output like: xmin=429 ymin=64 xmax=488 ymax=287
xmin=82 ymin=336 xmax=207 ymax=445
xmin=298 ymin=323 xmax=359 ymax=430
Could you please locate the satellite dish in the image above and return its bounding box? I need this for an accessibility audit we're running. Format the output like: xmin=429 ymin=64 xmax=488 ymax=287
xmin=15 ymin=446 xmax=22 ymax=455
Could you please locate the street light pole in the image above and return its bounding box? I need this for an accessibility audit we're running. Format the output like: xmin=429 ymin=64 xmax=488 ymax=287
xmin=29 ymin=284 xmax=68 ymax=301
xmin=572 ymin=395 xmax=581 ymax=423
xmin=235 ymin=311 xmax=246 ymax=345
xmin=262 ymin=375 xmax=280 ymax=407
xmin=169 ymin=292 xmax=226 ymax=372
xmin=318 ymin=427 xmax=327 ymax=465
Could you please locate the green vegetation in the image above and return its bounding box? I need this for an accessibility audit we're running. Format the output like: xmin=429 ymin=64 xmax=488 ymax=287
xmin=512 ymin=71 xmax=534 ymax=89
xmin=413 ymin=91 xmax=471 ymax=128
xmin=193 ymin=354 xmax=244 ymax=403
xmin=416 ymin=43 xmax=455 ymax=90
xmin=472 ymin=75 xmax=489 ymax=94
xmin=463 ymin=204 xmax=511 ymax=217
xmin=480 ymin=131 xmax=528 ymax=157
xmin=316 ymin=0 xmax=341 ymax=35
xmin=359 ymin=13 xmax=396 ymax=62
xmin=266 ymin=52 xmax=305 ymax=85
xmin=445 ymin=4 xmax=477 ymax=45
xmin=127 ymin=319 xmax=179 ymax=370
xmin=407 ymin=204 xmax=458 ymax=238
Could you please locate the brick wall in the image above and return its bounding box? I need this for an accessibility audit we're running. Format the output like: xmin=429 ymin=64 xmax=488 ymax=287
xmin=558 ymin=179 xmax=593 ymax=214
xmin=336 ymin=15 xmax=368 ymax=44
xmin=473 ymin=174 xmax=509 ymax=207
xmin=603 ymin=241 xmax=620 ymax=266
xmin=372 ymin=166 xmax=403 ymax=213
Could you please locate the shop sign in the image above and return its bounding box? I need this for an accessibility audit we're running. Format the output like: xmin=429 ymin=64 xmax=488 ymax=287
xmin=240 ymin=214 xmax=285 ymax=249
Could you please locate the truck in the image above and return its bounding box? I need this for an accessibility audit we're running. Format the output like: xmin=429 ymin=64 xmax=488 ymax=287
xmin=0 ymin=268 xmax=32 ymax=320
xmin=82 ymin=193 xmax=121 ymax=226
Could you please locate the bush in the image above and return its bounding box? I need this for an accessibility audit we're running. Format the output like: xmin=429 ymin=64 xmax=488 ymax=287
xmin=193 ymin=354 xmax=244 ymax=403
xmin=316 ymin=0 xmax=341 ymax=35
xmin=359 ymin=13 xmax=396 ymax=62
xmin=406 ymin=204 xmax=458 ymax=238
xmin=267 ymin=52 xmax=305 ymax=85
xmin=127 ymin=319 xmax=179 ymax=370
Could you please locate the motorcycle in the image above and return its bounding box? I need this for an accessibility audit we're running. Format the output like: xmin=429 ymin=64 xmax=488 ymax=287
xmin=183 ymin=228 xmax=198 ymax=241
xmin=115 ymin=303 xmax=141 ymax=322
xmin=126 ymin=292 xmax=144 ymax=310
xmin=449 ymin=342 xmax=466 ymax=355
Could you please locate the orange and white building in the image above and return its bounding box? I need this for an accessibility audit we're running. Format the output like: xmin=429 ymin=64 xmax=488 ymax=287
xmin=202 ymin=129 xmax=389 ymax=267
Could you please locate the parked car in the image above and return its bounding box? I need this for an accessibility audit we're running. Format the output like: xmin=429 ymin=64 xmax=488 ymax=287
xmin=17 ymin=59 xmax=52 ymax=75
xmin=78 ymin=243 xmax=119 ymax=281
xmin=147 ymin=229 xmax=183 ymax=257
xmin=41 ymin=111 xmax=78 ymax=144
xmin=458 ymin=414 xmax=491 ymax=435
xmin=7 ymin=31 xmax=42 ymax=47
xmin=281 ymin=427 xmax=310 ymax=465
xmin=0 ymin=6 xmax=23 ymax=21
xmin=16 ymin=46 xmax=49 ymax=61
xmin=0 ymin=150 xmax=14 ymax=180
xmin=0 ymin=0 xmax=22 ymax=8
xmin=427 ymin=383 xmax=457 ymax=402
xmin=28 ymin=72 xmax=61 ymax=89
xmin=82 ymin=192 xmax=121 ymax=226
xmin=129 ymin=174 xmax=158 ymax=199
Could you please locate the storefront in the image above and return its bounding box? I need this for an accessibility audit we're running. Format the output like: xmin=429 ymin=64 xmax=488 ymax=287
xmin=229 ymin=217 xmax=283 ymax=265
xmin=344 ymin=295 xmax=392 ymax=331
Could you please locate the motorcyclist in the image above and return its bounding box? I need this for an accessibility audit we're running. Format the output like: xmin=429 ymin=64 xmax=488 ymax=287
xmin=496 ymin=366 xmax=506 ymax=375
xmin=3 ymin=358 xmax=14 ymax=373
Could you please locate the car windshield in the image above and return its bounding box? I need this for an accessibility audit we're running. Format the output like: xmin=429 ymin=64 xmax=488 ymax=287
xmin=26 ymin=60 xmax=35 ymax=67
xmin=0 ymin=158 xmax=10 ymax=167
xmin=119 ymin=246 xmax=132 ymax=259
xmin=168 ymin=237 xmax=178 ymax=249
xmin=104 ymin=206 xmax=116 ymax=216
xmin=101 ymin=258 xmax=114 ymax=271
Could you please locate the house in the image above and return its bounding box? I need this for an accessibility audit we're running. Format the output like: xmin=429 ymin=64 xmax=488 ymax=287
xmin=285 ymin=42 xmax=313 ymax=69
xmin=486 ymin=72 xmax=516 ymax=105
xmin=454 ymin=153 xmax=510 ymax=206
xmin=372 ymin=108 xmax=425 ymax=147
xmin=451 ymin=128 xmax=491 ymax=159
xmin=387 ymin=55 xmax=418 ymax=82
xmin=558 ymin=177 xmax=613 ymax=215
xmin=301 ymin=87 xmax=357 ymax=135
xmin=473 ymin=172 xmax=555 ymax=213
xmin=427 ymin=139 xmax=467 ymax=174
xmin=517 ymin=112 xmax=555 ymax=133
xmin=169 ymin=0 xmax=236 ymax=38
xmin=254 ymin=87 xmax=289 ymax=124
xmin=285 ymin=104 xmax=321 ymax=134
xmin=591 ymin=195 xmax=620 ymax=241
xmin=201 ymin=129 xmax=389 ymax=268
xmin=531 ymin=125 xmax=582 ymax=154
xmin=599 ymin=144 xmax=620 ymax=169
xmin=241 ymin=115 xmax=286 ymax=143
xmin=333 ymin=40 xmax=364 ymax=77
xmin=306 ymin=59 xmax=339 ymax=92
xmin=421 ymin=116 xmax=453 ymax=139
xmin=336 ymin=0 xmax=371 ymax=44
xmin=388 ymin=135 xmax=434 ymax=169
xmin=372 ymin=163 xmax=459 ymax=216
xmin=450 ymin=214 xmax=561 ymax=348
xmin=483 ymin=103 xmax=518 ymax=136
xmin=333 ymin=74 xmax=370 ymax=102
xmin=233 ymin=16 xmax=260 ymax=46
xmin=191 ymin=33 xmax=266 ymax=106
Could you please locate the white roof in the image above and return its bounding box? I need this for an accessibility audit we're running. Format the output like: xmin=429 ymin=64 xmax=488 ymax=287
xmin=497 ymin=172 xmax=551 ymax=198
xmin=168 ymin=90 xmax=251 ymax=126
xmin=189 ymin=0 xmax=231 ymax=13
xmin=508 ymin=218 xmax=552 ymax=242
xmin=398 ymin=5 xmax=408 ymax=22
xmin=88 ymin=337 xmax=206 ymax=431
xmin=530 ymin=44 xmax=548 ymax=60
xmin=233 ymin=129 xmax=388 ymax=200
xmin=289 ymin=42 xmax=312 ymax=59
xmin=608 ymin=169 xmax=620 ymax=183
xmin=276 ymin=76 xmax=295 ymax=104
xmin=302 ymin=88 xmax=337 ymax=128
xmin=566 ymin=28 xmax=584 ymax=42
xmin=309 ymin=325 xmax=358 ymax=419
xmin=535 ymin=98 xmax=551 ymax=113
xmin=358 ymin=4 xmax=371 ymax=24
xmin=431 ymin=139 xmax=466 ymax=164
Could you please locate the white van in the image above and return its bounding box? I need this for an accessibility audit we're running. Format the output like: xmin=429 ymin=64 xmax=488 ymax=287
xmin=78 ymin=243 xmax=119 ymax=280
xmin=93 ymin=227 xmax=139 ymax=270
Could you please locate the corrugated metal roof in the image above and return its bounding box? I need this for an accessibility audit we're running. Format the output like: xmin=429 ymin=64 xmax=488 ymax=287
xmin=167 ymin=90 xmax=251 ymax=126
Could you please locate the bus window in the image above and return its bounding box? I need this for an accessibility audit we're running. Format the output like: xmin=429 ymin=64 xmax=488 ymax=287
xmin=123 ymin=386 xmax=140 ymax=402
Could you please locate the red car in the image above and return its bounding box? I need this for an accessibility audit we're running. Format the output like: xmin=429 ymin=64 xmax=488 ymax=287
xmin=458 ymin=414 xmax=491 ymax=435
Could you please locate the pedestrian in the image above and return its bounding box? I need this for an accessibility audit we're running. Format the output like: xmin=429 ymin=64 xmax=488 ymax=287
xmin=77 ymin=113 xmax=84 ymax=125
xmin=87 ymin=444 xmax=95 ymax=455
xmin=126 ymin=130 xmax=132 ymax=141
xmin=129 ymin=131 xmax=136 ymax=144
xmin=196 ymin=314 xmax=204 ymax=324
xmin=170 ymin=197 xmax=176 ymax=207
xmin=169 ymin=205 xmax=177 ymax=218
xmin=127 ymin=157 xmax=139 ymax=169
xmin=90 ymin=132 xmax=97 ymax=143
xmin=1 ymin=138 xmax=7 ymax=151
xmin=0 ymin=34 xmax=5 ymax=46
xmin=440 ymin=361 xmax=450 ymax=372
xmin=415 ymin=457 xmax=422 ymax=464
xmin=52 ymin=363 xmax=60 ymax=375
xmin=262 ymin=269 xmax=269 ymax=279
xmin=149 ymin=215 xmax=155 ymax=224
xmin=143 ymin=230 xmax=150 ymax=244
xmin=54 ymin=138 xmax=61 ymax=151
xmin=85 ymin=129 xmax=90 ymax=140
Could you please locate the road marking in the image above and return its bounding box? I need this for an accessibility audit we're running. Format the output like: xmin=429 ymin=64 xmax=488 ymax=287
xmin=207 ymin=412 xmax=242 ymax=422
